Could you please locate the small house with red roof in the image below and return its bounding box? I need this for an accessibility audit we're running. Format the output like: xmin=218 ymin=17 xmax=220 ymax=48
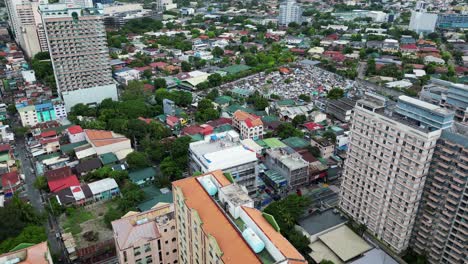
xmin=166 ymin=115 xmax=180 ymax=128
xmin=38 ymin=130 xmax=60 ymax=153
xmin=45 ymin=166 xmax=80 ymax=193
xmin=67 ymin=125 xmax=85 ymax=143
xmin=400 ymin=44 xmax=419 ymax=53
xmin=1 ymin=171 xmax=22 ymax=197
xmin=303 ymin=122 xmax=325 ymax=132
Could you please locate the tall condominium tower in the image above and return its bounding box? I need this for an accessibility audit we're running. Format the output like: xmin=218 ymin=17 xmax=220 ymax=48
xmin=278 ymin=0 xmax=302 ymax=27
xmin=5 ymin=0 xmax=48 ymax=57
xmin=411 ymin=123 xmax=467 ymax=264
xmin=173 ymin=170 xmax=307 ymax=264
xmin=339 ymin=93 xmax=451 ymax=253
xmin=39 ymin=3 xmax=118 ymax=111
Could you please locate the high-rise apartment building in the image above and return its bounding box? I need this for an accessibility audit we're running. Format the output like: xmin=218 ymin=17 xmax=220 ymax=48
xmin=172 ymin=170 xmax=307 ymax=264
xmin=111 ymin=203 xmax=178 ymax=264
xmin=411 ymin=123 xmax=467 ymax=264
xmin=278 ymin=0 xmax=302 ymax=27
xmin=5 ymin=0 xmax=48 ymax=57
xmin=339 ymin=93 xmax=446 ymax=253
xmin=39 ymin=3 xmax=118 ymax=111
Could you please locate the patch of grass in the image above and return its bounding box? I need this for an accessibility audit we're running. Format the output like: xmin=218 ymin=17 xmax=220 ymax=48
xmin=62 ymin=208 xmax=93 ymax=235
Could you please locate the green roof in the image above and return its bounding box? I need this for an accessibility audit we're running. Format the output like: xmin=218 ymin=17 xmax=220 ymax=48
xmin=99 ymin=153 xmax=118 ymax=165
xmin=220 ymin=64 xmax=251 ymax=75
xmin=112 ymin=163 xmax=127 ymax=171
xmin=255 ymin=139 xmax=268 ymax=148
xmin=9 ymin=243 xmax=35 ymax=252
xmin=129 ymin=167 xmax=156 ymax=182
xmin=213 ymin=124 xmax=233 ymax=133
xmin=276 ymin=99 xmax=296 ymax=106
xmin=282 ymin=137 xmax=310 ymax=149
xmin=137 ymin=185 xmax=173 ymax=212
xmin=226 ymin=104 xmax=245 ymax=113
xmin=232 ymin=88 xmax=254 ymax=96
xmin=42 ymin=124 xmax=74 ymax=133
xmin=261 ymin=138 xmax=287 ymax=149
xmin=36 ymin=152 xmax=60 ymax=162
xmin=330 ymin=126 xmax=343 ymax=132
xmin=261 ymin=116 xmax=279 ymax=123
xmin=60 ymin=141 xmax=87 ymax=154
xmin=0 ymin=153 xmax=10 ymax=162
xmin=214 ymin=95 xmax=233 ymax=105
xmin=190 ymin=134 xmax=204 ymax=142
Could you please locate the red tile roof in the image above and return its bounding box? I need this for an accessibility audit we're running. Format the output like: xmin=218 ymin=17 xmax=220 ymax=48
xmin=1 ymin=171 xmax=20 ymax=188
xmin=67 ymin=125 xmax=83 ymax=135
xmin=84 ymin=129 xmax=129 ymax=147
xmin=48 ymin=174 xmax=79 ymax=193
xmin=0 ymin=144 xmax=11 ymax=152
xmin=40 ymin=130 xmax=56 ymax=138
xmin=303 ymin=122 xmax=324 ymax=131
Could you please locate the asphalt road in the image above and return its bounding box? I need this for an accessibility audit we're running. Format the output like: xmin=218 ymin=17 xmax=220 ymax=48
xmin=16 ymin=135 xmax=69 ymax=263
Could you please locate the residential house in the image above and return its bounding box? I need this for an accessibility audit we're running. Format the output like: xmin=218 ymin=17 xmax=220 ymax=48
xmin=56 ymin=178 xmax=120 ymax=206
xmin=0 ymin=171 xmax=22 ymax=198
xmin=67 ymin=125 xmax=85 ymax=143
xmin=75 ymin=158 xmax=102 ymax=176
xmin=232 ymin=110 xmax=264 ymax=140
xmin=45 ymin=166 xmax=80 ymax=193
xmin=0 ymin=144 xmax=14 ymax=173
xmin=128 ymin=167 xmax=156 ymax=187
xmin=264 ymin=148 xmax=309 ymax=189
xmin=311 ymin=138 xmax=335 ymax=158
xmin=0 ymin=242 xmax=53 ymax=264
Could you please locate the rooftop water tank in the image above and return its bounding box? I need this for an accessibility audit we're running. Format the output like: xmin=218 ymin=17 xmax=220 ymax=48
xmin=200 ymin=178 xmax=218 ymax=196
xmin=242 ymin=228 xmax=265 ymax=253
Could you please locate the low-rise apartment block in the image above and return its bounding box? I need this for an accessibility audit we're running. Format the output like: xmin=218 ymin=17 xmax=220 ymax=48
xmin=264 ymin=148 xmax=309 ymax=189
xmin=172 ymin=170 xmax=307 ymax=264
xmin=189 ymin=130 xmax=258 ymax=193
xmin=112 ymin=203 xmax=178 ymax=264
xmin=310 ymin=137 xmax=335 ymax=158
xmin=232 ymin=110 xmax=264 ymax=140
xmin=325 ymin=97 xmax=357 ymax=122
xmin=17 ymin=98 xmax=67 ymax=127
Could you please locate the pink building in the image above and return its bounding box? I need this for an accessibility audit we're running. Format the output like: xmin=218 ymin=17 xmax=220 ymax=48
xmin=112 ymin=203 xmax=178 ymax=264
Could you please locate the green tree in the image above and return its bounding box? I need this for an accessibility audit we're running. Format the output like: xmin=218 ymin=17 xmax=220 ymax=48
xmin=206 ymin=88 xmax=219 ymax=101
xmin=275 ymin=123 xmax=304 ymax=139
xmin=181 ymin=61 xmax=191 ymax=72
xmin=33 ymin=176 xmax=49 ymax=192
xmin=322 ymin=130 xmax=337 ymax=143
xmin=327 ymin=88 xmax=344 ymax=100
xmin=292 ymin=115 xmax=307 ymax=127
xmin=320 ymin=260 xmax=335 ymax=264
xmin=211 ymin=46 xmax=224 ymax=57
xmin=366 ymin=58 xmax=376 ymax=75
xmin=0 ymin=225 xmax=47 ymax=254
xmin=126 ymin=151 xmax=150 ymax=169
xmin=154 ymin=78 xmax=167 ymax=89
xmin=142 ymin=69 xmax=152 ymax=79
xmin=298 ymin=94 xmax=311 ymax=102
xmin=208 ymin=73 xmax=223 ymax=87
xmin=104 ymin=207 xmax=123 ymax=228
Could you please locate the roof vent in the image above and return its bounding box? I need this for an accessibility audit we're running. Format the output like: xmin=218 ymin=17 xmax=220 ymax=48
xmin=200 ymin=177 xmax=218 ymax=196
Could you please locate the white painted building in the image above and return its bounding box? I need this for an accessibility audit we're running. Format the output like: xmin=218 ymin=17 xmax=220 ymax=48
xmin=39 ymin=3 xmax=118 ymax=111
xmin=278 ymin=0 xmax=302 ymax=26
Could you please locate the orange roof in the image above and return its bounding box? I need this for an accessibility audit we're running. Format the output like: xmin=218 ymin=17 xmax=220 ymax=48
xmin=0 ymin=242 xmax=50 ymax=264
xmin=211 ymin=170 xmax=231 ymax=187
xmin=172 ymin=171 xmax=261 ymax=264
xmin=84 ymin=129 xmax=129 ymax=147
xmin=233 ymin=110 xmax=263 ymax=128
xmin=242 ymin=207 xmax=307 ymax=263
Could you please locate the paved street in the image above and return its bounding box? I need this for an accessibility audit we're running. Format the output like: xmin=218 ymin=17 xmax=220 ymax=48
xmin=15 ymin=135 xmax=69 ymax=263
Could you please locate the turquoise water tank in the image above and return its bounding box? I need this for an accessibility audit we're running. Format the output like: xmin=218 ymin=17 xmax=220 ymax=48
xmin=200 ymin=178 xmax=218 ymax=196
xmin=242 ymin=228 xmax=265 ymax=253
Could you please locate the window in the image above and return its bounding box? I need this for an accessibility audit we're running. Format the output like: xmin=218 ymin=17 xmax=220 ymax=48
xmin=134 ymin=247 xmax=141 ymax=256
xmin=144 ymin=243 xmax=151 ymax=252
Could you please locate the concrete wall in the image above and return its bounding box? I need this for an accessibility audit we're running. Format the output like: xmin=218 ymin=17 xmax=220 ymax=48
xmin=61 ymin=84 xmax=118 ymax=112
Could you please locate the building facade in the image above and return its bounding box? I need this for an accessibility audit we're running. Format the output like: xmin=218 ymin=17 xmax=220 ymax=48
xmin=17 ymin=98 xmax=67 ymax=127
xmin=264 ymin=148 xmax=309 ymax=189
xmin=339 ymin=94 xmax=444 ymax=253
xmin=112 ymin=203 xmax=178 ymax=264
xmin=278 ymin=0 xmax=302 ymax=26
xmin=5 ymin=0 xmax=48 ymax=58
xmin=232 ymin=110 xmax=264 ymax=140
xmin=437 ymin=13 xmax=468 ymax=29
xmin=173 ymin=170 xmax=307 ymax=264
xmin=39 ymin=3 xmax=118 ymax=111
xmin=188 ymin=130 xmax=258 ymax=194
xmin=411 ymin=123 xmax=468 ymax=264
xmin=409 ymin=11 xmax=438 ymax=33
